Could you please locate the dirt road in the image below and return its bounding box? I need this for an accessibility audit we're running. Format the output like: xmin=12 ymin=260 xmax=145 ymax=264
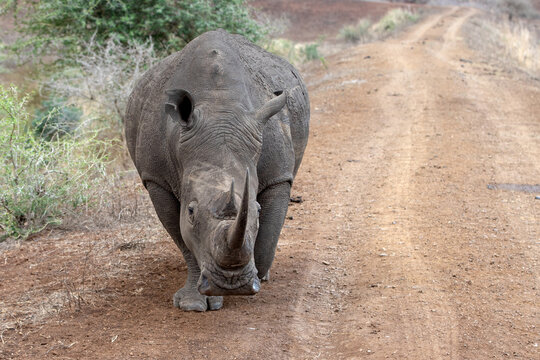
xmin=1 ymin=7 xmax=539 ymax=359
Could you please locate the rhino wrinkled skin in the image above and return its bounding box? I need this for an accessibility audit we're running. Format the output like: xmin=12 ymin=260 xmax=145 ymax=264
xmin=125 ymin=29 xmax=309 ymax=311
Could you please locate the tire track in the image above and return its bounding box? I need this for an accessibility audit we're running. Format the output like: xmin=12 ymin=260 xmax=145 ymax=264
xmin=286 ymin=8 xmax=492 ymax=359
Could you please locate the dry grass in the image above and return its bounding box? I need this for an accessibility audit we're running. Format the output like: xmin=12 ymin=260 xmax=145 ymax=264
xmin=465 ymin=15 xmax=540 ymax=76
xmin=337 ymin=8 xmax=421 ymax=46
xmin=500 ymin=21 xmax=540 ymax=72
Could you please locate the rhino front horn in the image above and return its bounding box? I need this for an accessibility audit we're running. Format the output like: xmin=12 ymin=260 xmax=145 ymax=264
xmin=255 ymin=91 xmax=287 ymax=126
xmin=227 ymin=169 xmax=250 ymax=250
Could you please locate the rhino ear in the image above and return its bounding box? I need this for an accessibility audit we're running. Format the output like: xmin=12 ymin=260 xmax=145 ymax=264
xmin=255 ymin=90 xmax=287 ymax=126
xmin=165 ymin=89 xmax=194 ymax=127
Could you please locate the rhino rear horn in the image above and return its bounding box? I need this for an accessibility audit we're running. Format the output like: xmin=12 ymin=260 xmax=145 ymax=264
xmin=222 ymin=179 xmax=237 ymax=218
xmin=227 ymin=169 xmax=250 ymax=250
xmin=255 ymin=91 xmax=287 ymax=126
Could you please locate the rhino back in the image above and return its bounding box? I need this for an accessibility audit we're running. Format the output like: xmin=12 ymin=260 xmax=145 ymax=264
xmin=125 ymin=30 xmax=309 ymax=192
xmin=228 ymin=32 xmax=310 ymax=184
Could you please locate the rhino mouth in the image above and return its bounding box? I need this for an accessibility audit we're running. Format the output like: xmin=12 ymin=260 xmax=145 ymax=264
xmin=198 ymin=261 xmax=260 ymax=296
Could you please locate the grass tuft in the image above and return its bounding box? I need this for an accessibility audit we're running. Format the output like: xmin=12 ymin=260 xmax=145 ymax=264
xmin=265 ymin=39 xmax=326 ymax=67
xmin=338 ymin=19 xmax=372 ymax=43
xmin=338 ymin=8 xmax=420 ymax=45
xmin=500 ymin=21 xmax=540 ymax=72
xmin=372 ymin=8 xmax=420 ymax=36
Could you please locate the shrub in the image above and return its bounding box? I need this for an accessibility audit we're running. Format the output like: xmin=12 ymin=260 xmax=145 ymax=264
xmin=339 ymin=19 xmax=372 ymax=43
xmin=12 ymin=0 xmax=266 ymax=61
xmin=0 ymin=85 xmax=108 ymax=240
xmin=301 ymin=43 xmax=321 ymax=61
xmin=33 ymin=98 xmax=83 ymax=140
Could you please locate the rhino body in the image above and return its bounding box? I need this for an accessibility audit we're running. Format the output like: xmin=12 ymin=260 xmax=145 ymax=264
xmin=125 ymin=29 xmax=309 ymax=311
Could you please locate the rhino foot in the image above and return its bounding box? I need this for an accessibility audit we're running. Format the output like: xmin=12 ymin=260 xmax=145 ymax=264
xmin=260 ymin=271 xmax=270 ymax=282
xmin=173 ymin=286 xmax=223 ymax=311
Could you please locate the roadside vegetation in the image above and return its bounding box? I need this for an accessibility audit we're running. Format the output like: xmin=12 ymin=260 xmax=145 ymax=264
xmin=339 ymin=19 xmax=372 ymax=43
xmin=338 ymin=8 xmax=420 ymax=44
xmin=6 ymin=0 xmax=265 ymax=62
xmin=465 ymin=0 xmax=539 ymax=76
xmin=0 ymin=86 xmax=108 ymax=240
xmin=265 ymin=39 xmax=327 ymax=67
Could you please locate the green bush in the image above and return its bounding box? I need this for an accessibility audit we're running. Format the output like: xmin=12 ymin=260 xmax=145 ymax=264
xmin=33 ymin=98 xmax=82 ymax=140
xmin=301 ymin=43 xmax=321 ymax=61
xmin=12 ymin=0 xmax=266 ymax=61
xmin=0 ymin=85 xmax=108 ymax=240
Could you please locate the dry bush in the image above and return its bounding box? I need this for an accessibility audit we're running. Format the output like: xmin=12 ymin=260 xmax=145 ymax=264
xmin=45 ymin=37 xmax=157 ymax=141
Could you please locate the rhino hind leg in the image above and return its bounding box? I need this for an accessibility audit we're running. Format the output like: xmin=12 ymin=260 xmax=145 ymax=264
xmin=255 ymin=182 xmax=291 ymax=279
xmin=146 ymin=182 xmax=223 ymax=311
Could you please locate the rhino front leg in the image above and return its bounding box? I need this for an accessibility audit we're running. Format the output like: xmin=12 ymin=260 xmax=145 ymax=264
xmin=145 ymin=182 xmax=223 ymax=311
xmin=255 ymin=182 xmax=291 ymax=280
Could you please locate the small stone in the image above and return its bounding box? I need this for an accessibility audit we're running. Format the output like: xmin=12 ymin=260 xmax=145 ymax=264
xmin=322 ymin=260 xmax=330 ymax=265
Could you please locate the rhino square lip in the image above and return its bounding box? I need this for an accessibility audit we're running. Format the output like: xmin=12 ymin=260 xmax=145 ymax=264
xmin=198 ymin=262 xmax=260 ymax=296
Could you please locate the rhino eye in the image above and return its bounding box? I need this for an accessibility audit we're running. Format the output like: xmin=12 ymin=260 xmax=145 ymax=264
xmin=187 ymin=201 xmax=197 ymax=224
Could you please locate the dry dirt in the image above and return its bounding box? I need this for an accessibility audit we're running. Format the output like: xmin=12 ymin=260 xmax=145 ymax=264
xmin=1 ymin=5 xmax=540 ymax=360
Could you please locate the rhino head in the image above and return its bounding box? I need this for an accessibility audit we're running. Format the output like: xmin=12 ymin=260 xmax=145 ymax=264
xmin=164 ymin=87 xmax=286 ymax=296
